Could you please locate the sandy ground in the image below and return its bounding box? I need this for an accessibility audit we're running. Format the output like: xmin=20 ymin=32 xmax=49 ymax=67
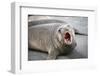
xmin=28 ymin=16 xmax=88 ymax=60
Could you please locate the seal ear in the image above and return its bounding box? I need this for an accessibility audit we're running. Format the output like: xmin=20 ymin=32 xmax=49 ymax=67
xmin=74 ymin=28 xmax=88 ymax=36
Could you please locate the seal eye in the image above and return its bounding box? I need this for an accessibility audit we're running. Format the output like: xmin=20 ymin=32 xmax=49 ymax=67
xmin=58 ymin=28 xmax=62 ymax=33
xmin=58 ymin=29 xmax=61 ymax=32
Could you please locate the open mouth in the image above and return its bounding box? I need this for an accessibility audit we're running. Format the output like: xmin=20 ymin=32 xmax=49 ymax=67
xmin=64 ymin=32 xmax=72 ymax=44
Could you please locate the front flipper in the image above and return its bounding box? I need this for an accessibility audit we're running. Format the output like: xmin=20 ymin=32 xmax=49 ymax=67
xmin=74 ymin=28 xmax=88 ymax=36
xmin=47 ymin=50 xmax=59 ymax=60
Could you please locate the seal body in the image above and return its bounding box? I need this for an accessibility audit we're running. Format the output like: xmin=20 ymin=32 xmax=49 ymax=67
xmin=28 ymin=22 xmax=77 ymax=59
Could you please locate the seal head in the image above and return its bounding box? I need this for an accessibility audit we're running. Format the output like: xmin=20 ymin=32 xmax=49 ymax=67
xmin=56 ymin=24 xmax=76 ymax=45
xmin=53 ymin=24 xmax=77 ymax=56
